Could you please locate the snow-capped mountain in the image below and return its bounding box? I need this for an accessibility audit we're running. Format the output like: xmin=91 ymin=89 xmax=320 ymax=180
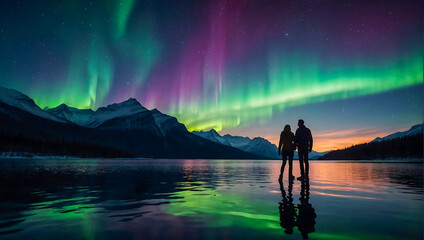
xmin=0 ymin=86 xmax=331 ymax=160
xmin=370 ymin=124 xmax=423 ymax=143
xmin=0 ymin=86 xmax=67 ymax=123
xmin=222 ymin=134 xmax=252 ymax=149
xmin=46 ymin=98 xmax=148 ymax=127
xmin=0 ymin=86 xmax=261 ymax=159
xmin=45 ymin=104 xmax=94 ymax=126
xmin=192 ymin=129 xmax=279 ymax=159
xmin=46 ymin=98 xmax=191 ymax=136
xmin=242 ymin=137 xmax=280 ymax=159
xmin=192 ymin=129 xmax=328 ymax=160
xmin=191 ymin=129 xmax=232 ymax=146
xmin=89 ymin=98 xmax=149 ymax=128
xmin=46 ymin=98 xmax=165 ymax=135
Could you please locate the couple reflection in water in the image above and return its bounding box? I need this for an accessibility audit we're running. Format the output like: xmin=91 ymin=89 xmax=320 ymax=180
xmin=279 ymin=179 xmax=316 ymax=239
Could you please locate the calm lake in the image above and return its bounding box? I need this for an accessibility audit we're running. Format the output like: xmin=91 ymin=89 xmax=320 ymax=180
xmin=0 ymin=159 xmax=422 ymax=240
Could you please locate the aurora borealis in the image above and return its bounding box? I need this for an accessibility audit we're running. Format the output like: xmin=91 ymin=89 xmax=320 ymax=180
xmin=0 ymin=0 xmax=422 ymax=151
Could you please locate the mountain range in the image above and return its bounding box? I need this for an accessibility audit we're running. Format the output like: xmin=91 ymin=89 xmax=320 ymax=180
xmin=192 ymin=129 xmax=280 ymax=159
xmin=192 ymin=129 xmax=327 ymax=159
xmin=1 ymin=86 xmax=420 ymax=160
xmin=0 ymin=86 xmax=265 ymax=159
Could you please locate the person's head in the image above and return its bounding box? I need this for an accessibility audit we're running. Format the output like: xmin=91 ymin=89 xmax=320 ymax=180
xmin=298 ymin=119 xmax=305 ymax=127
xmin=283 ymin=125 xmax=291 ymax=132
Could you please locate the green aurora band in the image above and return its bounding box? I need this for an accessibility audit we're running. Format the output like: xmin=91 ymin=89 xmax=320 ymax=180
xmin=173 ymin=51 xmax=422 ymax=131
xmin=25 ymin=0 xmax=161 ymax=109
xmin=0 ymin=0 xmax=421 ymax=136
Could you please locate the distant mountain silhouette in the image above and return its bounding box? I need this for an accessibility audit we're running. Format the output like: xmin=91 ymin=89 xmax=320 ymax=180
xmin=192 ymin=129 xmax=279 ymax=159
xmin=0 ymin=86 xmax=262 ymax=159
xmin=192 ymin=129 xmax=327 ymax=159
xmin=370 ymin=124 xmax=423 ymax=143
xmin=319 ymin=125 xmax=423 ymax=160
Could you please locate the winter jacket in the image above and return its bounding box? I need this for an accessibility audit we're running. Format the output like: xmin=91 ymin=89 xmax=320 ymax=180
xmin=279 ymin=131 xmax=295 ymax=151
xmin=295 ymin=126 xmax=313 ymax=151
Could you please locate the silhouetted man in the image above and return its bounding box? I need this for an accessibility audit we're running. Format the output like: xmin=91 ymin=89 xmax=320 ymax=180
xmin=294 ymin=119 xmax=313 ymax=180
xmin=296 ymin=178 xmax=316 ymax=239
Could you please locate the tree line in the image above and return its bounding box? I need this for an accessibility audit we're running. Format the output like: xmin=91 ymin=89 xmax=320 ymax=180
xmin=0 ymin=131 xmax=133 ymax=158
xmin=319 ymin=134 xmax=423 ymax=160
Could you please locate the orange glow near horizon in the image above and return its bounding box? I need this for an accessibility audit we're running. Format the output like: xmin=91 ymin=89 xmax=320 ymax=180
xmin=266 ymin=127 xmax=403 ymax=152
xmin=267 ymin=161 xmax=395 ymax=192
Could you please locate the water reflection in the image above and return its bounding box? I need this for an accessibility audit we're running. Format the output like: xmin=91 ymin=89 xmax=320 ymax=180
xmin=279 ymin=179 xmax=317 ymax=239
xmin=278 ymin=180 xmax=295 ymax=234
xmin=0 ymin=159 xmax=421 ymax=239
xmin=298 ymin=179 xmax=316 ymax=239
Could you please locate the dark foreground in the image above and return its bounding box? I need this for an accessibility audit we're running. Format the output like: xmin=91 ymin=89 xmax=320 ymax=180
xmin=0 ymin=159 xmax=422 ymax=240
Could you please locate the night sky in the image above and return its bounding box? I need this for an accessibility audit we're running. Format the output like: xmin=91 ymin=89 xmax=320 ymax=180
xmin=0 ymin=0 xmax=422 ymax=151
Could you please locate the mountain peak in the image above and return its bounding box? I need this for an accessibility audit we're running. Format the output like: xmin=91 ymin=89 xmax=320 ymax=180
xmin=123 ymin=97 xmax=139 ymax=104
xmin=193 ymin=130 xmax=278 ymax=159
xmin=410 ymin=124 xmax=423 ymax=131
xmin=54 ymin=103 xmax=70 ymax=110
xmin=0 ymin=86 xmax=67 ymax=123
xmin=0 ymin=86 xmax=35 ymax=105
xmin=209 ymin=128 xmax=219 ymax=134
xmin=223 ymin=134 xmax=251 ymax=141
xmin=109 ymin=97 xmax=142 ymax=107
xmin=99 ymin=97 xmax=146 ymax=113
xmin=151 ymin=108 xmax=161 ymax=114
xmin=45 ymin=103 xmax=71 ymax=115
xmin=252 ymin=136 xmax=270 ymax=143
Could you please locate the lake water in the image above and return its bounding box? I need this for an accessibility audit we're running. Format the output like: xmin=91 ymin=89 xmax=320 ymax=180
xmin=0 ymin=159 xmax=422 ymax=240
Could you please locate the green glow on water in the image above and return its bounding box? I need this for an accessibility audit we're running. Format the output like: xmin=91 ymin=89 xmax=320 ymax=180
xmin=164 ymin=187 xmax=281 ymax=230
xmin=163 ymin=184 xmax=409 ymax=240
xmin=24 ymin=196 xmax=97 ymax=240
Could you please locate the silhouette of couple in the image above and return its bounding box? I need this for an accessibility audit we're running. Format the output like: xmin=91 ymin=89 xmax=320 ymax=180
xmin=279 ymin=178 xmax=316 ymax=239
xmin=278 ymin=119 xmax=313 ymax=182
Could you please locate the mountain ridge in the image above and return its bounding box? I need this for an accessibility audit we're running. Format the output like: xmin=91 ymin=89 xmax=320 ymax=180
xmin=192 ymin=129 xmax=327 ymax=159
xmin=2 ymin=86 xmax=419 ymax=160
xmin=0 ymin=86 xmax=262 ymax=159
xmin=0 ymin=86 xmax=67 ymax=123
xmin=320 ymin=124 xmax=423 ymax=160
xmin=370 ymin=124 xmax=423 ymax=143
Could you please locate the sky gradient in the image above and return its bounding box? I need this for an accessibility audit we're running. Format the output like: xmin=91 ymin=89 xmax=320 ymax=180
xmin=0 ymin=0 xmax=422 ymax=151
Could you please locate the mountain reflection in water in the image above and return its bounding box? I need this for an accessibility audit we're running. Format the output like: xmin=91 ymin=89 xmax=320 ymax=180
xmin=0 ymin=159 xmax=422 ymax=239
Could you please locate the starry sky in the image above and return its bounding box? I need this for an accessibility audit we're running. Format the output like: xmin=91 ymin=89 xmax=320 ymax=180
xmin=0 ymin=0 xmax=422 ymax=151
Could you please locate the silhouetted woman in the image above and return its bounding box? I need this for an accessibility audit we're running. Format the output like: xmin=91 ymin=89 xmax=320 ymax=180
xmin=278 ymin=125 xmax=295 ymax=182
